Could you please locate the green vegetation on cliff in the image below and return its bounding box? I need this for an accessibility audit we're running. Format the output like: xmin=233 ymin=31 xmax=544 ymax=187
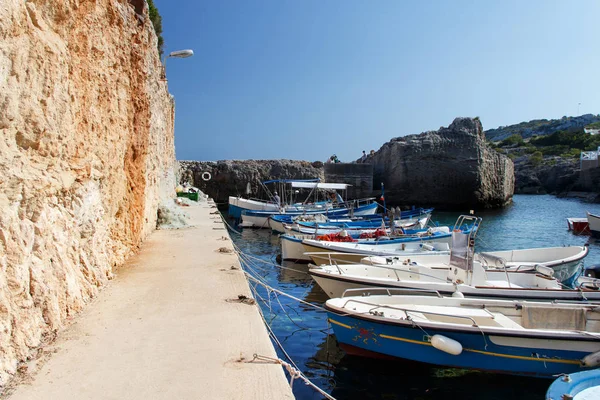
xmin=587 ymin=122 xmax=600 ymax=129
xmin=494 ymin=127 xmax=600 ymax=164
xmin=147 ymin=0 xmax=164 ymax=56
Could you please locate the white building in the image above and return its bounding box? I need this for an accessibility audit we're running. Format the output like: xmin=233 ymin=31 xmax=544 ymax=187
xmin=584 ymin=128 xmax=600 ymax=135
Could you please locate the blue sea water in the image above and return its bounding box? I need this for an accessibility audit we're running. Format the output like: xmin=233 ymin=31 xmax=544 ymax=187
xmin=229 ymin=195 xmax=600 ymax=400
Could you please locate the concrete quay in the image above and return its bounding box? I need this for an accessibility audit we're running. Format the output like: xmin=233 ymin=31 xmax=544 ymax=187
xmin=8 ymin=201 xmax=293 ymax=400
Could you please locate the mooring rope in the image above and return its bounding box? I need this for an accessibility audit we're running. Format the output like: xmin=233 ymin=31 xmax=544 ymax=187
xmin=245 ymin=354 xmax=336 ymax=400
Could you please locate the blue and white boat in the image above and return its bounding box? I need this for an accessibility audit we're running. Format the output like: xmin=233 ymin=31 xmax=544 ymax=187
xmin=546 ymin=368 xmax=600 ymax=399
xmin=280 ymin=226 xmax=450 ymax=263
xmin=228 ymin=178 xmax=324 ymax=219
xmin=268 ymin=207 xmax=434 ymax=233
xmin=326 ymin=291 xmax=600 ymax=377
xmin=241 ymin=198 xmax=378 ymax=228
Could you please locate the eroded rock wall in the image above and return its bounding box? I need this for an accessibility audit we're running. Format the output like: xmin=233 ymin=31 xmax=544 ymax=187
xmin=179 ymin=160 xmax=324 ymax=204
xmin=0 ymin=0 xmax=175 ymax=385
xmin=370 ymin=118 xmax=514 ymax=209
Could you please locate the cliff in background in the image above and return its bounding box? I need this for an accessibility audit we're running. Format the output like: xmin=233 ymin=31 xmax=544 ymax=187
xmin=369 ymin=118 xmax=514 ymax=209
xmin=181 ymin=119 xmax=514 ymax=211
xmin=485 ymin=114 xmax=600 ymax=142
xmin=179 ymin=160 xmax=324 ymax=204
xmin=0 ymin=0 xmax=175 ymax=385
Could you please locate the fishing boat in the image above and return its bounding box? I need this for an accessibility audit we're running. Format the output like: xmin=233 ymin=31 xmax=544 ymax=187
xmin=241 ymin=198 xmax=378 ymax=228
xmin=269 ymin=207 xmax=433 ymax=234
xmin=325 ymin=291 xmax=600 ymax=377
xmin=301 ymin=227 xmax=453 ymax=264
xmin=309 ymin=216 xmax=593 ymax=300
xmin=281 ymin=233 xmax=451 ymax=263
xmin=282 ymin=216 xmax=429 ymax=236
xmin=228 ymin=178 xmax=329 ymax=218
xmin=567 ymin=217 xmax=591 ymax=235
xmin=588 ymin=212 xmax=600 ymax=237
xmin=546 ymin=368 xmax=600 ymax=399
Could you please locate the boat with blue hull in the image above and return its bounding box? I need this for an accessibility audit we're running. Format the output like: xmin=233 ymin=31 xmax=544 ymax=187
xmin=326 ymin=291 xmax=600 ymax=378
xmin=546 ymin=368 xmax=600 ymax=399
xmin=269 ymin=207 xmax=433 ymax=233
xmin=241 ymin=200 xmax=378 ymax=228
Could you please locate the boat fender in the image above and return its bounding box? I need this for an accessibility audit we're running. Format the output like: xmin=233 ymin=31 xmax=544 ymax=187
xmin=581 ymin=350 xmax=600 ymax=367
xmin=421 ymin=243 xmax=434 ymax=251
xmin=431 ymin=335 xmax=462 ymax=355
xmin=451 ymin=291 xmax=464 ymax=298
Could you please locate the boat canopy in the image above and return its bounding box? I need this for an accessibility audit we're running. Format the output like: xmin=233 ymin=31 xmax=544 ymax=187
xmin=261 ymin=178 xmax=320 ymax=185
xmin=291 ymin=182 xmax=350 ymax=190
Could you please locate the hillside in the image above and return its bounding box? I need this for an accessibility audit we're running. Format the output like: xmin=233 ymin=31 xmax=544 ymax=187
xmin=485 ymin=114 xmax=600 ymax=142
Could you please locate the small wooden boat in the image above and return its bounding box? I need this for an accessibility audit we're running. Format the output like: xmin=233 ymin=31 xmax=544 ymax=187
xmin=326 ymin=292 xmax=600 ymax=377
xmin=546 ymin=368 xmax=600 ymax=399
xmin=588 ymin=212 xmax=600 ymax=237
xmin=567 ymin=217 xmax=591 ymax=235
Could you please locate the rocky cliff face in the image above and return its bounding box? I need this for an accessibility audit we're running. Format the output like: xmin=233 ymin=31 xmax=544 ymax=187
xmin=0 ymin=0 xmax=175 ymax=385
xmin=513 ymin=156 xmax=580 ymax=194
xmin=370 ymin=118 xmax=514 ymax=209
xmin=179 ymin=160 xmax=324 ymax=204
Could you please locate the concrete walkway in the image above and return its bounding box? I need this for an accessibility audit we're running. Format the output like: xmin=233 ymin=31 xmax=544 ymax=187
xmin=8 ymin=201 xmax=294 ymax=400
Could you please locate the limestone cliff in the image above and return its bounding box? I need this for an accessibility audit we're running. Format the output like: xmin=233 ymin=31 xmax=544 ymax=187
xmin=179 ymin=160 xmax=324 ymax=205
xmin=370 ymin=118 xmax=514 ymax=209
xmin=0 ymin=0 xmax=176 ymax=385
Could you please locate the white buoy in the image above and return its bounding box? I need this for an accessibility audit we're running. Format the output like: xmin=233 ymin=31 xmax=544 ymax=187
xmin=431 ymin=334 xmax=463 ymax=355
xmin=452 ymin=291 xmax=465 ymax=298
xmin=582 ymin=350 xmax=600 ymax=367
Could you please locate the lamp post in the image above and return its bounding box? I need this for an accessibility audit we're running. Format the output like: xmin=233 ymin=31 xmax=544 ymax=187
xmin=162 ymin=49 xmax=194 ymax=79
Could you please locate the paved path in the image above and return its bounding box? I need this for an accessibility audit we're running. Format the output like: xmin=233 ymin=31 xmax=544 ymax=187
xmin=8 ymin=201 xmax=293 ymax=400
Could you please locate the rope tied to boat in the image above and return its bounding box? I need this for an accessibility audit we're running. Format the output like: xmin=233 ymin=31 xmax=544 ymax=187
xmin=246 ymin=354 xmax=336 ymax=400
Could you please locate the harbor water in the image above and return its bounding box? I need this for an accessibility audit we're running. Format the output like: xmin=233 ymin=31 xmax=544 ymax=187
xmin=229 ymin=195 xmax=600 ymax=400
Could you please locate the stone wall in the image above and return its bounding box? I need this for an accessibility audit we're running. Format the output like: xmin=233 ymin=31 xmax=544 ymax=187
xmin=323 ymin=163 xmax=373 ymax=199
xmin=0 ymin=0 xmax=175 ymax=385
xmin=179 ymin=160 xmax=324 ymax=205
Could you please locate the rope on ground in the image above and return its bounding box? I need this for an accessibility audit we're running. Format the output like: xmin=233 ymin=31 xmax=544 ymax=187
xmin=246 ymin=354 xmax=336 ymax=400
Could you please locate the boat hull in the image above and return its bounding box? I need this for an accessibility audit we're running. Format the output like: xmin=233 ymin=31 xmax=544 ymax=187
xmin=326 ymin=311 xmax=599 ymax=377
xmin=242 ymin=202 xmax=379 ymax=228
xmin=310 ymin=268 xmax=600 ymax=301
xmin=588 ymin=212 xmax=600 ymax=238
xmin=280 ymin=234 xmax=313 ymax=262
xmin=303 ymin=235 xmax=453 ymax=265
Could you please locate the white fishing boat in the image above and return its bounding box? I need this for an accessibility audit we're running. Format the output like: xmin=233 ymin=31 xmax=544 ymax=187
xmin=588 ymin=212 xmax=600 ymax=237
xmin=310 ymin=216 xmax=593 ymax=300
xmin=281 ymin=233 xmax=450 ymax=263
xmin=326 ymin=291 xmax=600 ymax=377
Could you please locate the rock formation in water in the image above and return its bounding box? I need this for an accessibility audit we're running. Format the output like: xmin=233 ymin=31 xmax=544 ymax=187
xmin=179 ymin=160 xmax=324 ymax=204
xmin=369 ymin=118 xmax=514 ymax=209
xmin=0 ymin=0 xmax=175 ymax=385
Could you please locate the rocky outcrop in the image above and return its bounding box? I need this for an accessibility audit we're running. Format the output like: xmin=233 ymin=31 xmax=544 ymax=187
xmin=0 ymin=0 xmax=175 ymax=385
xmin=513 ymin=156 xmax=579 ymax=194
xmin=486 ymin=114 xmax=600 ymax=142
xmin=179 ymin=160 xmax=324 ymax=204
xmin=369 ymin=118 xmax=514 ymax=209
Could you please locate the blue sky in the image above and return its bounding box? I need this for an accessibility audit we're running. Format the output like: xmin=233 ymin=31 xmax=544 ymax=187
xmin=156 ymin=0 xmax=600 ymax=162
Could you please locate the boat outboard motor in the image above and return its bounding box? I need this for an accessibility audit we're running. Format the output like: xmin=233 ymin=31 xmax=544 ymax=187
xmin=583 ymin=264 xmax=600 ymax=279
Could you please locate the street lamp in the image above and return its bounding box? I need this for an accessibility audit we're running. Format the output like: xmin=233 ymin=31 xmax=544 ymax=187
xmin=162 ymin=49 xmax=194 ymax=79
